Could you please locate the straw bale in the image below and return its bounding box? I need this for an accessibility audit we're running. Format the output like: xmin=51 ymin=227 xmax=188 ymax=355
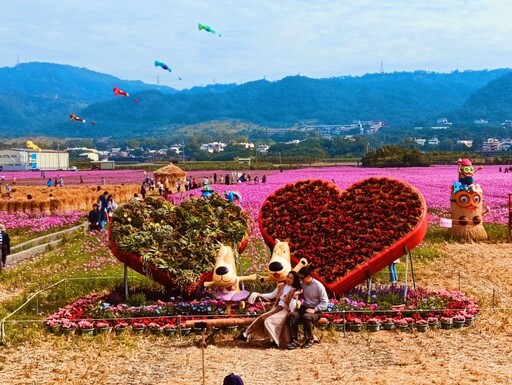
xmin=0 ymin=184 xmax=140 ymax=212
xmin=154 ymin=163 xmax=187 ymax=192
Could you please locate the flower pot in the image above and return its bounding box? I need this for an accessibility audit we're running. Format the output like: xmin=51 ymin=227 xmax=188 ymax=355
xmin=452 ymin=320 xmax=465 ymax=329
xmin=223 ymin=326 xmax=237 ymax=333
xmin=132 ymin=327 xmax=146 ymax=335
xmin=47 ymin=324 xmax=62 ymax=335
xmin=80 ymin=328 xmax=95 ymax=336
xmin=114 ymin=327 xmax=127 ymax=335
xmin=163 ymin=328 xmax=176 ymax=337
xmin=96 ymin=327 xmax=112 ymax=334
xmin=464 ymin=317 xmax=474 ymax=326
xmin=366 ymin=324 xmax=381 ymax=333
xmin=350 ymin=323 xmax=362 ymax=332
xmin=149 ymin=327 xmax=162 ymax=335
xmin=332 ymin=323 xmax=345 ymax=332
xmin=440 ymin=322 xmax=452 ymax=330
xmin=61 ymin=328 xmax=76 ymax=335
xmin=397 ymin=324 xmax=409 ymax=332
xmin=180 ymin=327 xmax=192 ymax=336
xmin=416 ymin=324 xmax=428 ymax=333
xmin=382 ymin=322 xmax=395 ymax=331
xmin=428 ymin=322 xmax=439 ymax=329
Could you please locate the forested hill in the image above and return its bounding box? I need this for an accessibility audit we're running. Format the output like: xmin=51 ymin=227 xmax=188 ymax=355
xmin=0 ymin=62 xmax=510 ymax=138
xmin=450 ymin=71 xmax=512 ymax=123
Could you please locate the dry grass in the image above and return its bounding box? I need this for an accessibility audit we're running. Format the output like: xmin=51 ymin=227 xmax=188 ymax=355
xmin=2 ymin=242 xmax=512 ymax=385
xmin=0 ymin=185 xmax=139 ymax=212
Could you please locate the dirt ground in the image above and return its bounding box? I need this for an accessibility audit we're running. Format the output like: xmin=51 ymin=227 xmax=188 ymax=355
xmin=1 ymin=242 xmax=512 ymax=385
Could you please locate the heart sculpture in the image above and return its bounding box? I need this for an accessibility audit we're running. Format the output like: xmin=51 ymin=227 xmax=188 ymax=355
xmin=258 ymin=177 xmax=428 ymax=294
xmin=109 ymin=194 xmax=250 ymax=295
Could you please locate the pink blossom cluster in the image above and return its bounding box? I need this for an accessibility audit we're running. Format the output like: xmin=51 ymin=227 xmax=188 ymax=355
xmin=0 ymin=210 xmax=84 ymax=232
xmin=182 ymin=165 xmax=512 ymax=224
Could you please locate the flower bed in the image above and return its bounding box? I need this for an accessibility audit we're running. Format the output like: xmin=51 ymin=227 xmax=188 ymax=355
xmin=44 ymin=285 xmax=478 ymax=335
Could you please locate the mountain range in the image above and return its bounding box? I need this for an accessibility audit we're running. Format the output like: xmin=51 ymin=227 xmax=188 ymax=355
xmin=0 ymin=62 xmax=511 ymax=139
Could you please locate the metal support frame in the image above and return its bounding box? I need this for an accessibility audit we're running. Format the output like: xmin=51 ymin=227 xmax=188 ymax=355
xmin=403 ymin=246 xmax=416 ymax=301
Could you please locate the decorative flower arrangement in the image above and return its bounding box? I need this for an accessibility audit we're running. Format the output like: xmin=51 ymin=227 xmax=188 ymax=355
xmin=113 ymin=321 xmax=129 ymax=330
xmin=258 ymin=178 xmax=425 ymax=284
xmin=453 ymin=314 xmax=466 ymax=322
xmin=394 ymin=318 xmax=409 ymax=326
xmin=148 ymin=322 xmax=161 ymax=329
xmin=95 ymin=320 xmax=111 ymax=329
xmin=61 ymin=320 xmax=77 ymax=330
xmin=109 ymin=194 xmax=251 ymax=293
xmin=351 ymin=317 xmax=363 ymax=325
xmin=367 ymin=317 xmax=381 ymax=325
xmin=440 ymin=316 xmax=453 ymax=324
xmin=44 ymin=286 xmax=479 ymax=334
xmin=77 ymin=320 xmax=94 ymax=330
xmin=132 ymin=322 xmax=146 ymax=329
xmin=162 ymin=323 xmax=176 ymax=330
xmin=415 ymin=319 xmax=428 ymax=325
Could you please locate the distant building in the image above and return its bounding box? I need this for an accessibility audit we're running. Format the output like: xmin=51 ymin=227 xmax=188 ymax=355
xmin=0 ymin=148 xmax=69 ymax=171
xmin=427 ymin=137 xmax=439 ymax=146
xmin=482 ymin=138 xmax=502 ymax=152
xmin=456 ymin=140 xmax=473 ymax=148
xmin=200 ymin=142 xmax=226 ymax=153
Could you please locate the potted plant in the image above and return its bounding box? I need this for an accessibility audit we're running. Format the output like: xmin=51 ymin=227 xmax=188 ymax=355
xmin=381 ymin=317 xmax=395 ymax=331
xmin=95 ymin=320 xmax=112 ymax=334
xmin=350 ymin=317 xmax=363 ymax=332
xmin=394 ymin=318 xmax=409 ymax=332
xmin=366 ymin=317 xmax=381 ymax=332
xmin=61 ymin=320 xmax=77 ymax=335
xmin=427 ymin=316 xmax=439 ymax=329
xmin=332 ymin=318 xmax=345 ymax=332
xmin=114 ymin=321 xmax=129 ymax=335
xmin=464 ymin=313 xmax=474 ymax=326
xmin=415 ymin=319 xmax=428 ymax=332
xmin=132 ymin=322 xmax=146 ymax=334
xmin=148 ymin=322 xmax=161 ymax=335
xmin=440 ymin=316 xmax=453 ymax=330
xmin=180 ymin=323 xmax=192 ymax=336
xmin=163 ymin=324 xmax=176 ymax=336
xmin=45 ymin=319 xmax=62 ymax=335
xmin=77 ymin=320 xmax=95 ymax=336
xmin=452 ymin=314 xmax=465 ymax=329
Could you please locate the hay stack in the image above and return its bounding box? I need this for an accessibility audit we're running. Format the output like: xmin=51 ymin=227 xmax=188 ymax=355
xmin=153 ymin=163 xmax=187 ymax=192
xmin=0 ymin=184 xmax=140 ymax=212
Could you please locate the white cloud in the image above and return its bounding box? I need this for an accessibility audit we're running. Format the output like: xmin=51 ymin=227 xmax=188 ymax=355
xmin=0 ymin=0 xmax=510 ymax=89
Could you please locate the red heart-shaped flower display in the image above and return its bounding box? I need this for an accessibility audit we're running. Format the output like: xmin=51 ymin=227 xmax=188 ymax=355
xmin=258 ymin=177 xmax=428 ymax=294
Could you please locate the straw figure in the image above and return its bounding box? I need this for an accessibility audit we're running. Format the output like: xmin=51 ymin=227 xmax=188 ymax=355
xmin=153 ymin=163 xmax=187 ymax=193
xmin=448 ymin=159 xmax=490 ymax=241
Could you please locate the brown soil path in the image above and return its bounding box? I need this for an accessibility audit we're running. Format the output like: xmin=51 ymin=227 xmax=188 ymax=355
xmin=1 ymin=243 xmax=512 ymax=385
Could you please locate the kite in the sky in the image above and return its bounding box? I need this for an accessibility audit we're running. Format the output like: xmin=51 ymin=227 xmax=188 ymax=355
xmin=113 ymin=87 xmax=129 ymax=97
xmin=198 ymin=23 xmax=222 ymax=37
xmin=154 ymin=60 xmax=172 ymax=72
xmin=69 ymin=113 xmax=86 ymax=123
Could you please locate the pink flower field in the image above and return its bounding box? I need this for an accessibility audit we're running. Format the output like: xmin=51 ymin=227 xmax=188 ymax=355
xmin=183 ymin=165 xmax=512 ymax=225
xmin=2 ymin=165 xmax=511 ymax=230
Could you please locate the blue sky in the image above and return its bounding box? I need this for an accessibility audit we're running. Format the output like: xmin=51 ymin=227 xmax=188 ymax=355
xmin=0 ymin=0 xmax=511 ymax=90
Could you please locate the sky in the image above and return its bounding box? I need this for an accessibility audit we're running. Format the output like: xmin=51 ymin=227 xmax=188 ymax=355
xmin=0 ymin=0 xmax=511 ymax=90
